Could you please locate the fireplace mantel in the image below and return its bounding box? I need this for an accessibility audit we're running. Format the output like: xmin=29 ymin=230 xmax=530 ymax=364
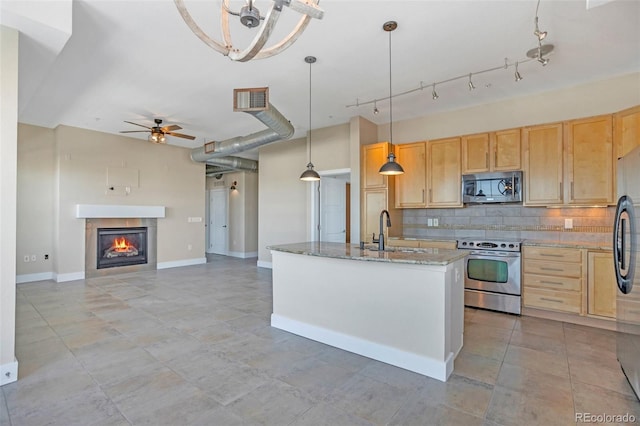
xmin=76 ymin=204 xmax=165 ymax=219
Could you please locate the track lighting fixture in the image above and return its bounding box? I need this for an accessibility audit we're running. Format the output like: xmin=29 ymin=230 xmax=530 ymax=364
xmin=514 ymin=62 xmax=523 ymax=81
xmin=526 ymin=0 xmax=554 ymax=66
xmin=345 ymin=2 xmax=554 ymax=110
xmin=468 ymin=74 xmax=476 ymax=91
xmin=373 ymin=101 xmax=379 ymax=115
xmin=379 ymin=21 xmax=404 ymax=176
xmin=300 ymin=56 xmax=321 ymax=182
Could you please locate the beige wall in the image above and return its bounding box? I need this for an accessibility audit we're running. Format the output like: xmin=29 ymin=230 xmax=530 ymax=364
xmin=258 ymin=123 xmax=356 ymax=265
xmin=1 ymin=25 xmax=18 ymax=384
xmin=380 ymin=72 xmax=640 ymax=143
xmin=17 ymin=124 xmax=206 ymax=281
xmin=16 ymin=124 xmax=55 ymax=278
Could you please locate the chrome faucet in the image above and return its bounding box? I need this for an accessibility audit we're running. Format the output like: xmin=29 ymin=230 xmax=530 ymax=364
xmin=378 ymin=209 xmax=391 ymax=251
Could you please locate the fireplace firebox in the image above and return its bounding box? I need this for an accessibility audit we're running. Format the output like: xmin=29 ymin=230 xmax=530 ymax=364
xmin=97 ymin=227 xmax=148 ymax=269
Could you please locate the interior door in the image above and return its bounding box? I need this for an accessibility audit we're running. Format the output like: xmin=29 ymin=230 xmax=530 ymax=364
xmin=320 ymin=177 xmax=346 ymax=243
xmin=209 ymin=188 xmax=228 ymax=255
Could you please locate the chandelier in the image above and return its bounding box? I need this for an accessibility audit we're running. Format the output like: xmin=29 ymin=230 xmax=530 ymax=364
xmin=174 ymin=0 xmax=324 ymax=62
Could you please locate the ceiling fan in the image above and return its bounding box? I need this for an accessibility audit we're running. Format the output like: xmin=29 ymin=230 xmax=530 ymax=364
xmin=120 ymin=118 xmax=196 ymax=143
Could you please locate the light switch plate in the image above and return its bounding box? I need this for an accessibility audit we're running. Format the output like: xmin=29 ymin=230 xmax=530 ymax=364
xmin=564 ymin=218 xmax=573 ymax=229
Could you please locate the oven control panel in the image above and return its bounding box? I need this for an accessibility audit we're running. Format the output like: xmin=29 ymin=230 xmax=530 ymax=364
xmin=457 ymin=239 xmax=521 ymax=252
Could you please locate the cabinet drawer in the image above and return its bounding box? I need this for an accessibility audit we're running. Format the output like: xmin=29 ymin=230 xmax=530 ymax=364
xmin=524 ymin=288 xmax=582 ymax=314
xmin=524 ymin=273 xmax=581 ymax=291
xmin=524 ymin=246 xmax=582 ymax=263
xmin=524 ymin=259 xmax=582 ymax=278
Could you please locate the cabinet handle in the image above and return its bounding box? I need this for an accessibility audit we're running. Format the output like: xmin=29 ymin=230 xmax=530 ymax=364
xmin=539 ymin=253 xmax=563 ymax=257
xmin=429 ymin=189 xmax=432 ymax=202
xmin=559 ymin=182 xmax=563 ymax=198
xmin=540 ymin=297 xmax=563 ymax=303
xmin=571 ymin=182 xmax=574 ymax=199
xmin=485 ymin=152 xmax=489 ymax=169
xmin=422 ymin=189 xmax=425 ymax=202
xmin=494 ymin=151 xmax=497 ymax=168
xmin=540 ymin=267 xmax=563 ymax=272
xmin=540 ymin=280 xmax=563 ymax=286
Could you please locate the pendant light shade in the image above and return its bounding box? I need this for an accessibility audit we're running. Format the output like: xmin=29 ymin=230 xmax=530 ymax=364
xmin=379 ymin=21 xmax=404 ymax=176
xmin=300 ymin=56 xmax=321 ymax=182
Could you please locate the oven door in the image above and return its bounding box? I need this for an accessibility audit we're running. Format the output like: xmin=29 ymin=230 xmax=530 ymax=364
xmin=464 ymin=250 xmax=521 ymax=295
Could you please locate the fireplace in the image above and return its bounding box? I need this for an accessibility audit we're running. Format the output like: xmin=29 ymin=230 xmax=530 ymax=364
xmin=97 ymin=227 xmax=148 ymax=269
xmin=84 ymin=216 xmax=158 ymax=278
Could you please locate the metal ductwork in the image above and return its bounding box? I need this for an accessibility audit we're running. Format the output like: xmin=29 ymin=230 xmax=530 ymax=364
xmin=206 ymin=156 xmax=259 ymax=172
xmin=191 ymin=87 xmax=294 ymax=170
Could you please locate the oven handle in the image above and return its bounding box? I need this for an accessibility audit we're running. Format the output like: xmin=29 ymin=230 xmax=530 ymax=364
xmin=466 ymin=250 xmax=520 ymax=258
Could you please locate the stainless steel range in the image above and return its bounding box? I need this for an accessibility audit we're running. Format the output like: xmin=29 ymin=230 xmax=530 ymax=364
xmin=457 ymin=238 xmax=522 ymax=314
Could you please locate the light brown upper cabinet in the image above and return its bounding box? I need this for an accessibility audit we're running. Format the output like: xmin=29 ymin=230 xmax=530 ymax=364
xmin=615 ymin=105 xmax=640 ymax=159
xmin=522 ymin=123 xmax=564 ymax=206
xmin=394 ymin=142 xmax=427 ymax=208
xmin=564 ymin=115 xmax=614 ymax=206
xmin=361 ymin=142 xmax=390 ymax=189
xmin=461 ymin=129 xmax=521 ymax=174
xmin=427 ymin=137 xmax=462 ymax=207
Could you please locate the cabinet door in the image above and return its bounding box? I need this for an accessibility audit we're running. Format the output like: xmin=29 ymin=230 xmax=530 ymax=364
xmin=395 ymin=142 xmax=427 ymax=208
xmin=361 ymin=142 xmax=389 ymax=189
xmin=614 ymin=105 xmax=640 ymax=159
xmin=522 ymin=123 xmax=564 ymax=205
xmin=565 ymin=115 xmax=613 ymax=205
xmin=428 ymin=137 xmax=462 ymax=207
xmin=361 ymin=189 xmax=387 ymax=242
xmin=492 ymin=128 xmax=521 ymax=171
xmin=461 ymin=133 xmax=490 ymax=173
xmin=588 ymin=251 xmax=617 ymax=318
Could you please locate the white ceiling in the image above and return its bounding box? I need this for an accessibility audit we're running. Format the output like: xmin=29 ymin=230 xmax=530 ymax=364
xmin=7 ymin=0 xmax=640 ymax=157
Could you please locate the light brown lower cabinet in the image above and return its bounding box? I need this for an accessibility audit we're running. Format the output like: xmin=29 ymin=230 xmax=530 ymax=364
xmin=523 ymin=246 xmax=583 ymax=314
xmin=587 ymin=251 xmax=617 ymax=319
xmin=523 ymin=246 xmax=617 ymax=320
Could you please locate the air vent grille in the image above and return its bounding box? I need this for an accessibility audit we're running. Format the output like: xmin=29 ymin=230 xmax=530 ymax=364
xmin=234 ymin=87 xmax=269 ymax=112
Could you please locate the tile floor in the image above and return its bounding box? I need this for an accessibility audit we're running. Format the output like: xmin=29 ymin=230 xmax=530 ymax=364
xmin=2 ymin=255 xmax=639 ymax=425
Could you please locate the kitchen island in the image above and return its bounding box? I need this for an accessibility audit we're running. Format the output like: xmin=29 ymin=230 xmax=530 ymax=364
xmin=268 ymin=241 xmax=467 ymax=382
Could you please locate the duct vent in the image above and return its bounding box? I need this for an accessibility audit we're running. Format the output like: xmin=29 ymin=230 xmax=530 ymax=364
xmin=234 ymin=87 xmax=269 ymax=112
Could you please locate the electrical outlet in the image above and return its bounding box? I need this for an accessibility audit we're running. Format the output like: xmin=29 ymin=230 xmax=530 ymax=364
xmin=23 ymin=255 xmax=29 ymax=263
xmin=564 ymin=218 xmax=573 ymax=229
xmin=187 ymin=244 xmax=193 ymax=251
xmin=31 ymin=255 xmax=36 ymax=262
xmin=427 ymin=218 xmax=433 ymax=227
xmin=433 ymin=218 xmax=439 ymax=227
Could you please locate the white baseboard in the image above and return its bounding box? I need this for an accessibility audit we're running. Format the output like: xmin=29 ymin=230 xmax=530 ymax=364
xmin=16 ymin=272 xmax=55 ymax=284
xmin=55 ymin=271 xmax=85 ymax=283
xmin=271 ymin=314 xmax=452 ymax=382
xmin=257 ymin=260 xmax=272 ymax=269
xmin=227 ymin=251 xmax=258 ymax=259
xmin=157 ymin=257 xmax=206 ymax=269
xmin=0 ymin=358 xmax=18 ymax=386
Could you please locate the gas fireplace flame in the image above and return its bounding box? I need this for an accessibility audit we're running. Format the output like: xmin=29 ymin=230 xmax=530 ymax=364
xmin=113 ymin=237 xmax=133 ymax=252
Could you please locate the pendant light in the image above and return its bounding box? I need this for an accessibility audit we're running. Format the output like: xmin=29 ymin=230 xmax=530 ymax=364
xmin=379 ymin=21 xmax=404 ymax=176
xmin=300 ymin=56 xmax=321 ymax=182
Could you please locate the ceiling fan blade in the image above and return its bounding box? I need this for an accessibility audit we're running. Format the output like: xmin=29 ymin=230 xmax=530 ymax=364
xmin=120 ymin=130 xmax=150 ymax=134
xmin=124 ymin=120 xmax=152 ymax=129
xmin=166 ymin=131 xmax=196 ymax=140
xmin=162 ymin=125 xmax=182 ymax=132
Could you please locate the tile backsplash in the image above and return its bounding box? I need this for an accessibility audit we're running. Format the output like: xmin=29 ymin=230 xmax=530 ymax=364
xmin=402 ymin=204 xmax=615 ymax=244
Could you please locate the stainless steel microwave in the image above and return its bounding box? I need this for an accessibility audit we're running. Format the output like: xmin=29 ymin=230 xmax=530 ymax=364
xmin=462 ymin=171 xmax=523 ymax=204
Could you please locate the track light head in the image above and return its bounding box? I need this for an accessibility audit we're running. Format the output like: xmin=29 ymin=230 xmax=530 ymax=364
xmin=468 ymin=74 xmax=476 ymax=91
xmin=431 ymin=83 xmax=439 ymax=100
xmin=514 ymin=62 xmax=523 ymax=82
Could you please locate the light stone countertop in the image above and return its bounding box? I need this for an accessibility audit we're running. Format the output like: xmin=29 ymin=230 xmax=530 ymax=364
xmin=521 ymin=240 xmax=612 ymax=251
xmin=267 ymin=241 xmax=467 ymax=266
